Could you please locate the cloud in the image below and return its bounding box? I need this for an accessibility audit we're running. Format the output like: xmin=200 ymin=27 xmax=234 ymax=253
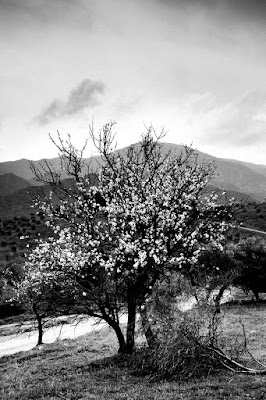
xmin=0 ymin=0 xmax=79 ymax=16
xmin=36 ymin=79 xmax=106 ymax=125
xmin=0 ymin=0 xmax=90 ymax=29
xmin=112 ymin=95 xmax=143 ymax=117
xmin=0 ymin=143 xmax=7 ymax=159
xmin=65 ymin=79 xmax=105 ymax=114
xmin=159 ymin=0 xmax=266 ymax=21
xmin=185 ymin=91 xmax=266 ymax=148
xmin=37 ymin=99 xmax=64 ymax=125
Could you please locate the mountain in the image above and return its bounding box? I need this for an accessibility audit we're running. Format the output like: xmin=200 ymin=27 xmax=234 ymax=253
xmin=0 ymin=159 xmax=36 ymax=181
xmin=0 ymin=173 xmax=31 ymax=196
xmin=223 ymin=159 xmax=266 ymax=178
xmin=0 ymin=158 xmax=62 ymax=183
xmin=159 ymin=144 xmax=266 ymax=201
xmin=211 ymin=159 xmax=266 ymax=201
xmin=0 ymin=143 xmax=265 ymax=220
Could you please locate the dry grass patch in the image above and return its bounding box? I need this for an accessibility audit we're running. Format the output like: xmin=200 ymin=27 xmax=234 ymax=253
xmin=1 ymin=305 xmax=266 ymax=399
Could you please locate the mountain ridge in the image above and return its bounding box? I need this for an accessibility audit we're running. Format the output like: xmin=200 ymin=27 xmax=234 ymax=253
xmin=0 ymin=143 xmax=265 ymax=208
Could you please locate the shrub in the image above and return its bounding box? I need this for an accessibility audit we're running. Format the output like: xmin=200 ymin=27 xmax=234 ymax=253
xmin=233 ymin=236 xmax=266 ymax=300
xmin=0 ymin=302 xmax=25 ymax=319
xmin=133 ymin=307 xmax=223 ymax=380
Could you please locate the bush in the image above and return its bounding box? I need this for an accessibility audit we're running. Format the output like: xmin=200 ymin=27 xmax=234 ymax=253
xmin=233 ymin=236 xmax=266 ymax=300
xmin=133 ymin=308 xmax=223 ymax=380
xmin=0 ymin=302 xmax=25 ymax=319
xmin=132 ymin=274 xmax=226 ymax=380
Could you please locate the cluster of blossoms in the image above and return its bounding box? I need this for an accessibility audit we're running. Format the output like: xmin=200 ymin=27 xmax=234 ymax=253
xmin=94 ymin=153 xmax=232 ymax=278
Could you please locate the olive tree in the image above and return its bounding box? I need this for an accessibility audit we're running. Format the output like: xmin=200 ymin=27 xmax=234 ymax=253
xmin=233 ymin=236 xmax=266 ymax=300
xmin=17 ymin=122 xmax=234 ymax=353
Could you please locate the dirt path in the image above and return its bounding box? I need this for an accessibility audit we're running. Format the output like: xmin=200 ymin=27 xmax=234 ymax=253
xmin=0 ymin=315 xmax=127 ymax=358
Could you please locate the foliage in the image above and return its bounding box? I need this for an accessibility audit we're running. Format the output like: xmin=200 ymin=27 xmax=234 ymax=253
xmin=232 ymin=236 xmax=266 ymax=300
xmin=191 ymin=247 xmax=240 ymax=311
xmin=15 ymin=122 xmax=235 ymax=353
xmin=0 ymin=214 xmax=52 ymax=321
xmin=235 ymin=201 xmax=266 ymax=233
xmin=11 ymin=237 xmax=79 ymax=344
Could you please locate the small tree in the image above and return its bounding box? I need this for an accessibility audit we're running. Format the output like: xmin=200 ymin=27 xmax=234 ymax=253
xmin=14 ymin=252 xmax=76 ymax=345
xmin=233 ymin=236 xmax=266 ymax=300
xmin=20 ymin=123 xmax=234 ymax=353
xmin=191 ymin=246 xmax=240 ymax=312
xmin=1 ymin=260 xmax=25 ymax=319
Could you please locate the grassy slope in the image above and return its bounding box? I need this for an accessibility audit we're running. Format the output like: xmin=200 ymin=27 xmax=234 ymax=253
xmin=1 ymin=305 xmax=266 ymax=399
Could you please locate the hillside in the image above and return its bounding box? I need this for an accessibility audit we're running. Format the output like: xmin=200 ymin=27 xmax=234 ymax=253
xmin=224 ymin=159 xmax=266 ymax=178
xmin=211 ymin=159 xmax=266 ymax=201
xmin=0 ymin=180 xmax=255 ymax=221
xmin=0 ymin=173 xmax=31 ymax=196
xmin=0 ymin=183 xmax=59 ymax=219
xmin=1 ymin=143 xmax=266 ymax=201
xmin=0 ymin=159 xmax=37 ymax=181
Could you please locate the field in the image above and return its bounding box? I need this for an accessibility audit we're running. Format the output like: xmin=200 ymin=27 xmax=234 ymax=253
xmin=1 ymin=303 xmax=266 ymax=399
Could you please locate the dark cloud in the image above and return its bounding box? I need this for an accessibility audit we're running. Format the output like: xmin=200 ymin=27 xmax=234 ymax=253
xmin=65 ymin=79 xmax=105 ymax=115
xmin=36 ymin=79 xmax=105 ymax=125
xmin=37 ymin=99 xmax=64 ymax=126
xmin=159 ymin=0 xmax=266 ymax=22
xmin=0 ymin=0 xmax=90 ymax=27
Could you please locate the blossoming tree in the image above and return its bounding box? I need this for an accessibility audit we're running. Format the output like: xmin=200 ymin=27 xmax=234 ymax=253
xmin=17 ymin=122 xmax=234 ymax=353
xmin=14 ymin=243 xmax=77 ymax=345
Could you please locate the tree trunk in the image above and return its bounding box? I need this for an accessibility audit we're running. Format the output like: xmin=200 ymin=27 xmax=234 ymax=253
xmin=111 ymin=321 xmax=126 ymax=353
xmin=37 ymin=315 xmax=43 ymax=345
xmin=139 ymin=306 xmax=157 ymax=348
xmin=32 ymin=304 xmax=43 ymax=345
xmin=252 ymin=289 xmax=260 ymax=301
xmin=102 ymin=314 xmax=126 ymax=353
xmin=126 ymin=290 xmax=136 ymax=353
xmin=214 ymin=284 xmax=228 ymax=314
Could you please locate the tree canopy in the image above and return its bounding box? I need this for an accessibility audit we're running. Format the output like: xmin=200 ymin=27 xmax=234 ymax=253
xmin=15 ymin=123 xmax=235 ymax=353
xmin=232 ymin=236 xmax=266 ymax=300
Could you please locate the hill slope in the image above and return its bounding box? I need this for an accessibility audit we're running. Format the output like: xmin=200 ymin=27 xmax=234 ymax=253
xmin=0 ymin=173 xmax=31 ymax=196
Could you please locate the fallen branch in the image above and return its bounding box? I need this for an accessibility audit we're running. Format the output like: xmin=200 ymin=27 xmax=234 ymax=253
xmin=207 ymin=345 xmax=266 ymax=375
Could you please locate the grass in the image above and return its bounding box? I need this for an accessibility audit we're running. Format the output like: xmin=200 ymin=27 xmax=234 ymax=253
xmin=1 ymin=304 xmax=266 ymax=399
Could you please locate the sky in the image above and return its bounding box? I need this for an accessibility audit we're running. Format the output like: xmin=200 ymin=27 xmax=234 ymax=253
xmin=1 ymin=0 xmax=266 ymax=164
